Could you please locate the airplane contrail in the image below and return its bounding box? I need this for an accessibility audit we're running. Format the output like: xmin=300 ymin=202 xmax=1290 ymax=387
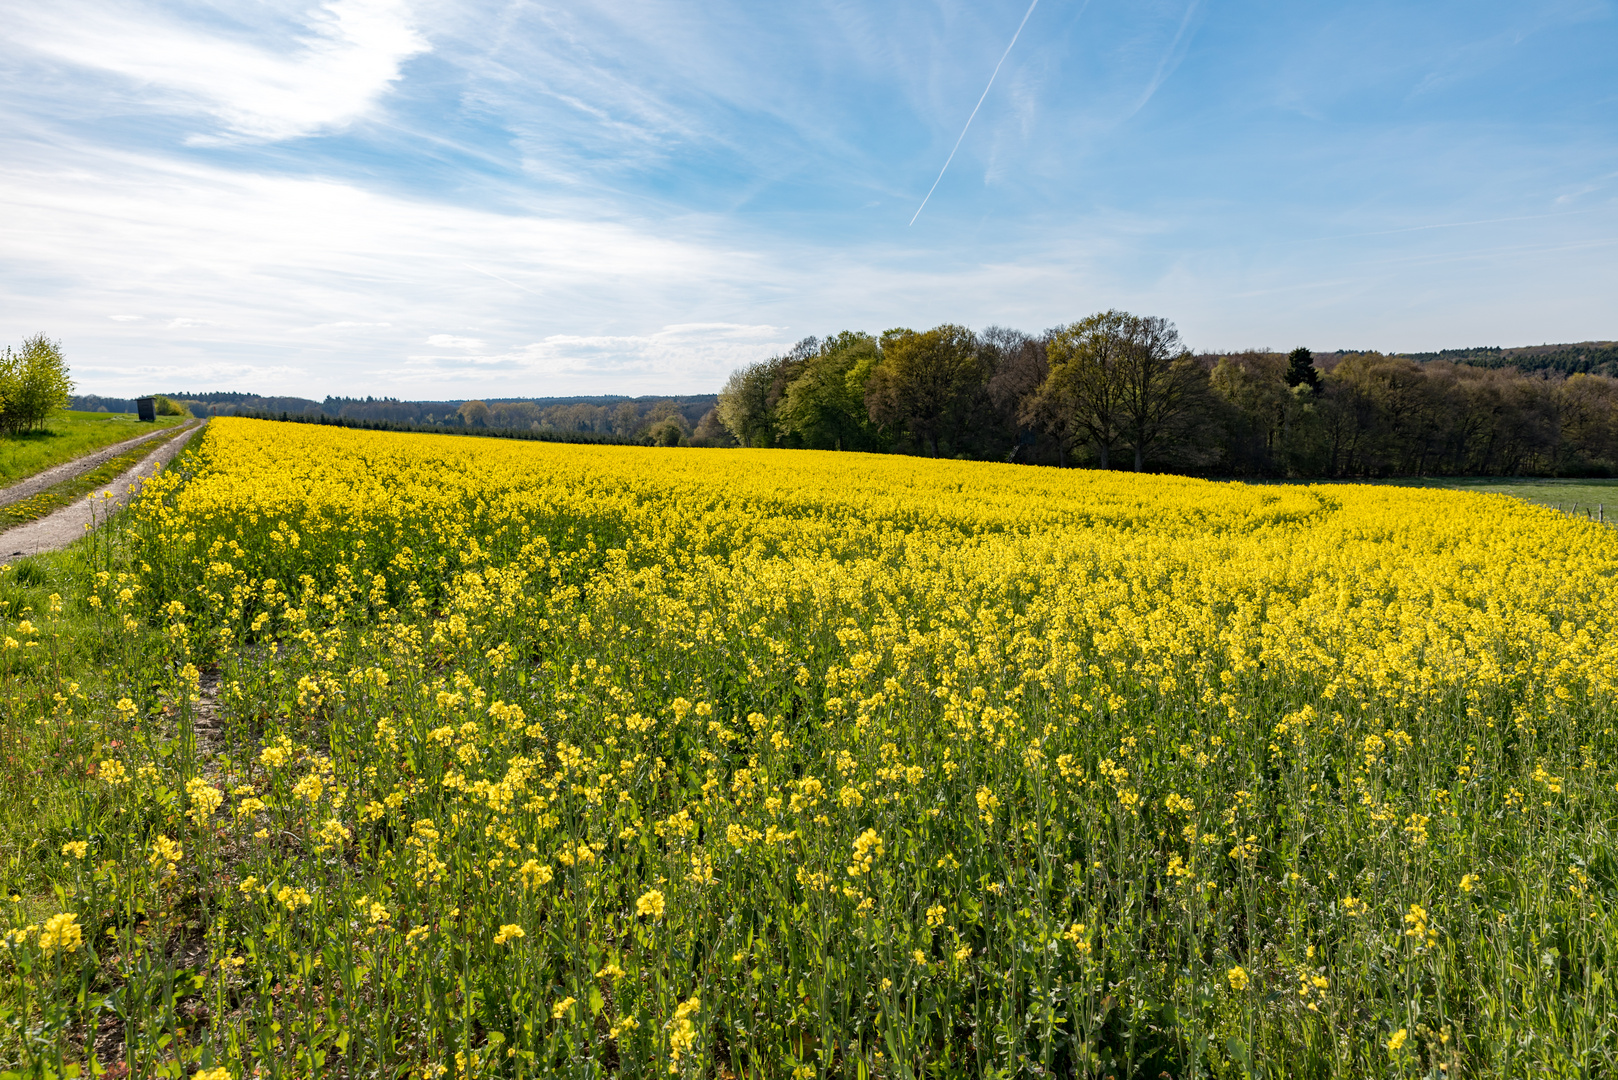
xmin=459 ymin=261 xmax=541 ymax=296
xmin=909 ymin=0 xmax=1042 ymax=227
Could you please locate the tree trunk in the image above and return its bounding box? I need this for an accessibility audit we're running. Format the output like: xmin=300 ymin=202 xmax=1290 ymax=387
xmin=1134 ymin=443 xmax=1144 ymax=471
xmin=1098 ymin=443 xmax=1108 ymax=469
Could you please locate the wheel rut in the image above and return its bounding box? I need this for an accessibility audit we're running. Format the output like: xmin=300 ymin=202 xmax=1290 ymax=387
xmin=0 ymin=421 xmax=207 ymax=557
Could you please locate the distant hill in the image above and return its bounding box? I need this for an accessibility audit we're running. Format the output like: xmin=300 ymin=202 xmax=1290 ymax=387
xmin=1397 ymin=342 xmax=1618 ymax=378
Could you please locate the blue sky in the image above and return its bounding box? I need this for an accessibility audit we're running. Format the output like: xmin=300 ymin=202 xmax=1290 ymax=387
xmin=2 ymin=0 xmax=1615 ymax=397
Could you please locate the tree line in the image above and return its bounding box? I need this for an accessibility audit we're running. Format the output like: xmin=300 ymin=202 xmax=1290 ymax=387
xmin=445 ymin=398 xmax=726 ymax=446
xmin=232 ymin=409 xmax=642 ymax=447
xmin=71 ymin=392 xmax=724 ymax=447
xmin=714 ymin=313 xmax=1618 ymax=477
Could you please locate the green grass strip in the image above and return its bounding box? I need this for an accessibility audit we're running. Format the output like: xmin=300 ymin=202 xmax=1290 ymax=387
xmin=0 ymin=427 xmax=189 ymax=530
xmin=0 ymin=410 xmax=186 ymax=485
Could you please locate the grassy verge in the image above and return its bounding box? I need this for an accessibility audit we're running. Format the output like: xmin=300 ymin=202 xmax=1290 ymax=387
xmin=0 ymin=412 xmax=186 ymax=487
xmin=0 ymin=540 xmax=165 ymax=892
xmin=0 ymin=426 xmax=191 ymax=530
xmin=0 ymin=518 xmax=184 ymax=1072
xmin=1366 ymin=475 xmax=1618 ymax=514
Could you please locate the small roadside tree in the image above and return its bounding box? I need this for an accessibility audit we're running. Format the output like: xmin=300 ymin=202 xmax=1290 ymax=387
xmin=0 ymin=334 xmax=74 ymax=434
xmin=150 ymin=394 xmax=190 ymax=417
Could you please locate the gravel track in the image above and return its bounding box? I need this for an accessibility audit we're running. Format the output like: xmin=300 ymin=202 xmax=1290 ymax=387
xmin=0 ymin=421 xmax=207 ymax=557
xmin=0 ymin=420 xmax=201 ymax=509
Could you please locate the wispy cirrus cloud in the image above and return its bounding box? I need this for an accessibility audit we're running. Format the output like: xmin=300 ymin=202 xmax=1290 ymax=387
xmin=1125 ymin=0 xmax=1204 ymax=120
xmin=10 ymin=0 xmax=428 ymax=142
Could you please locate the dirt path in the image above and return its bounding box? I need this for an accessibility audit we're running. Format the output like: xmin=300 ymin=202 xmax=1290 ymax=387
xmin=0 ymin=420 xmax=201 ymax=509
xmin=0 ymin=421 xmax=208 ymax=557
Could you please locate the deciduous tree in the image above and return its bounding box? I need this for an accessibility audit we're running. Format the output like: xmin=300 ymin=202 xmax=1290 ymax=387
xmin=0 ymin=334 xmax=74 ymax=434
xmin=1116 ymin=314 xmax=1203 ymax=472
xmin=716 ymin=339 xmax=817 ymax=447
xmin=776 ymin=332 xmax=881 ymax=450
xmin=1033 ymin=312 xmax=1131 ymax=468
xmin=864 ymin=325 xmax=980 ymax=456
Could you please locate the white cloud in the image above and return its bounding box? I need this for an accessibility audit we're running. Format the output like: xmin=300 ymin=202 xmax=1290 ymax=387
xmin=71 ymin=359 xmax=311 ymax=390
xmin=408 ymin=323 xmax=794 ymax=384
xmin=10 ymin=125 xmax=1616 ymax=397
xmin=297 ymin=321 xmax=394 ymax=331
xmin=0 ymin=138 xmax=802 ymax=396
xmin=11 ymin=0 xmax=428 ymax=141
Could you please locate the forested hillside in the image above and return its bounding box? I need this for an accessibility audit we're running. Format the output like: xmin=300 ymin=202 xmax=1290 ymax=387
xmin=1399 ymin=341 xmax=1618 ymax=377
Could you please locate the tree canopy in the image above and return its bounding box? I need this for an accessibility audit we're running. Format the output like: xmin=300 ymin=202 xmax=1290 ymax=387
xmin=0 ymin=334 xmax=74 ymax=434
xmin=713 ymin=313 xmax=1618 ymax=477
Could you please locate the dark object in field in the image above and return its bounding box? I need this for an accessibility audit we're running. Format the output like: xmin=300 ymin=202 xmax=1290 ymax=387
xmin=137 ymin=397 xmax=155 ymax=422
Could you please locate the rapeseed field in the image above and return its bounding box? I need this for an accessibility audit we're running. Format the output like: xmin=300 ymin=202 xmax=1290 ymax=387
xmin=3 ymin=416 xmax=1616 ymax=1078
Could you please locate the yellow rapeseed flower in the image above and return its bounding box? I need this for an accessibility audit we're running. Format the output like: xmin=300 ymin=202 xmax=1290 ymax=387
xmin=276 ymin=886 xmax=312 ymax=911
xmin=38 ymin=913 xmax=82 ymax=956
